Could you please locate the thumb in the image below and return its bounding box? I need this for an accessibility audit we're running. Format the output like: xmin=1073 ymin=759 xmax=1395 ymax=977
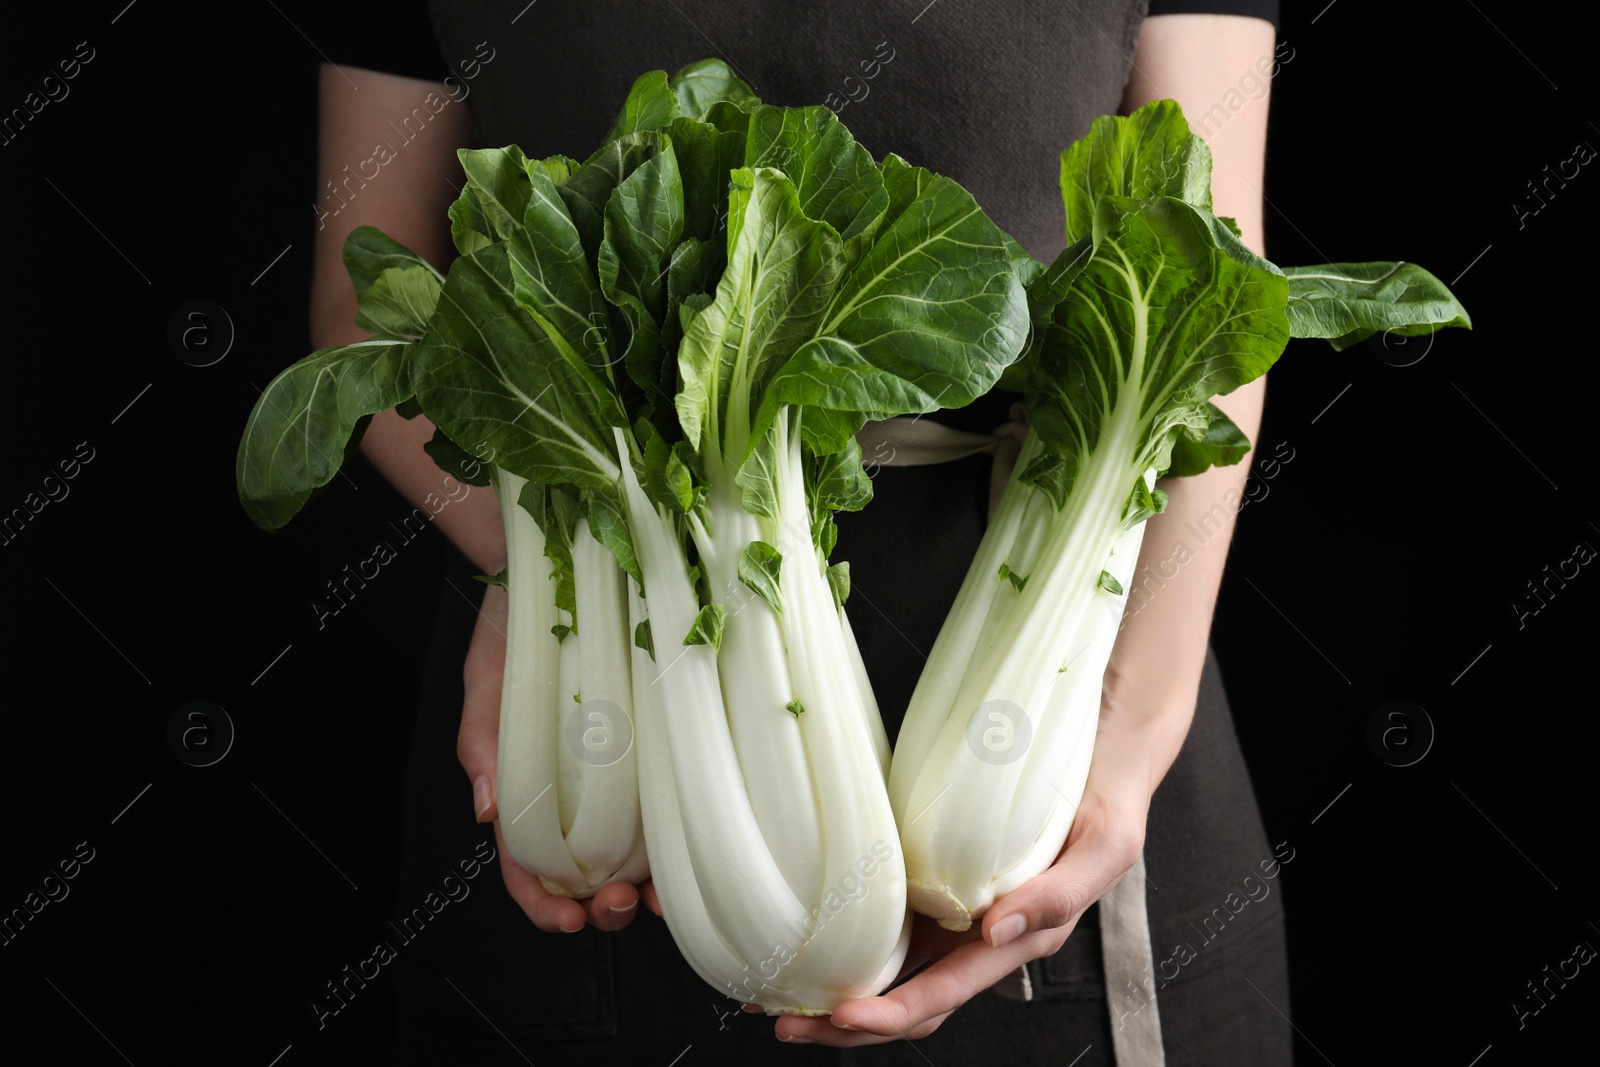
xmin=980 ymin=811 xmax=1144 ymax=949
xmin=458 ymin=582 xmax=508 ymax=824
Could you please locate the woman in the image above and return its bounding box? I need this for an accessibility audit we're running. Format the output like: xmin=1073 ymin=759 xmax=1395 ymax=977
xmin=308 ymin=2 xmax=1291 ymax=1061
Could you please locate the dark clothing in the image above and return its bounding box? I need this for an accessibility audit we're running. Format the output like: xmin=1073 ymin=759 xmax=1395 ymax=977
xmin=310 ymin=0 xmax=1291 ymax=1060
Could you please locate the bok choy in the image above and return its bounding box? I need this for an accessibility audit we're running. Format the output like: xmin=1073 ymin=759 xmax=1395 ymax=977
xmin=887 ymin=100 xmax=1471 ymax=931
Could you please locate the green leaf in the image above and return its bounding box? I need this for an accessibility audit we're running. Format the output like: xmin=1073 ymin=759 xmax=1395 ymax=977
xmin=558 ymin=133 xmax=666 ymax=268
xmin=410 ymin=243 xmax=623 ymax=490
xmin=599 ymin=141 xmax=686 ymax=406
xmin=552 ymin=623 xmax=573 ymax=642
xmin=1058 ymin=99 xmax=1213 ymax=245
xmin=807 ymin=437 xmax=873 ymax=513
xmin=785 ymin=699 xmax=806 ymax=718
xmin=236 ymin=340 xmax=411 ymax=530
xmin=669 ymin=58 xmax=760 ymax=119
xmin=737 ymin=540 xmax=784 ymax=616
xmin=1281 ymin=262 xmax=1471 ymax=350
xmin=458 ymin=147 xmax=533 ymax=242
xmin=682 ymin=602 xmax=728 ymax=650
xmin=734 ymin=418 xmax=783 ymax=519
xmin=634 ymin=619 xmax=655 ymax=660
xmin=533 ymin=484 xmax=578 ymax=618
xmin=813 ymin=511 xmax=838 ymax=559
xmin=448 ymin=186 xmax=493 ymax=257
xmin=584 ymin=486 xmax=644 ymax=587
xmin=422 ymin=427 xmax=492 ymax=486
xmin=508 ymin=163 xmax=624 ymax=405
xmin=666 ymin=115 xmax=748 ymax=244
xmin=1025 ymin=196 xmax=1288 ymax=506
xmin=604 ymin=70 xmax=682 ymax=142
xmin=354 ymin=265 xmax=440 ymax=341
xmin=1098 ymin=570 xmax=1124 ymax=595
xmin=744 ymin=104 xmax=888 ymax=262
xmin=677 ymin=167 xmax=845 ymax=455
xmin=826 ymin=561 xmax=850 ymax=607
xmin=1165 ymin=402 xmax=1251 ymax=478
xmin=998 ymin=563 xmax=1028 ymax=593
xmin=474 ymin=569 xmax=508 ymax=587
xmin=759 ymin=155 xmax=1029 ymax=455
xmin=342 ymin=227 xmax=439 ymax=295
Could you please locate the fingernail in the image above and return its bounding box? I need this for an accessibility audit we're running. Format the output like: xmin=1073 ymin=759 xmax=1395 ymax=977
xmin=472 ymin=776 xmax=492 ymax=821
xmin=989 ymin=913 xmax=1027 ymax=948
xmin=558 ymin=923 xmax=584 ymax=934
xmin=781 ymin=1034 xmax=814 ymax=1044
xmin=608 ymin=902 xmax=637 ymax=916
xmin=831 ymin=1017 xmax=859 ymax=1030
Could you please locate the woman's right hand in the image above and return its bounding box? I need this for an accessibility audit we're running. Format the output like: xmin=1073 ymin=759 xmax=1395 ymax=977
xmin=458 ymin=581 xmax=661 ymax=932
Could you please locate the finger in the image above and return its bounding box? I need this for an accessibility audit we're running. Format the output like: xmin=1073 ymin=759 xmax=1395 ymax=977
xmin=585 ymin=881 xmax=643 ymax=931
xmin=458 ymin=584 xmax=509 ymax=824
xmin=639 ymin=878 xmax=662 ymax=918
xmin=981 ymin=803 xmax=1142 ymax=948
xmin=492 ymin=819 xmax=587 ymax=933
xmin=811 ymin=929 xmax=1065 ymax=1045
xmin=776 ymin=1001 xmax=958 ymax=1047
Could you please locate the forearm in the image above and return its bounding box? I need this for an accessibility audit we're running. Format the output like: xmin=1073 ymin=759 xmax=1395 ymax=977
xmin=1100 ymin=12 xmax=1275 ymax=787
xmin=309 ymin=64 xmax=505 ymax=573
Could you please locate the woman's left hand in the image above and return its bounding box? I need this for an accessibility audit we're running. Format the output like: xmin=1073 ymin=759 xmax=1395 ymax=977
xmin=772 ymin=716 xmax=1157 ymax=1046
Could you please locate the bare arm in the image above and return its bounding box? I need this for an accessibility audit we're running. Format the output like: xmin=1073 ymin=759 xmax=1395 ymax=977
xmin=310 ymin=63 xmax=505 ymax=574
xmin=313 ymin=63 xmax=646 ymax=931
xmin=787 ymin=12 xmax=1280 ymax=1046
xmin=1097 ymin=15 xmax=1273 ymax=792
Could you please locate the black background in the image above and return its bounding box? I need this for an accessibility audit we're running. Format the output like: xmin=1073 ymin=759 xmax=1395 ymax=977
xmin=2 ymin=1 xmax=1594 ymax=1064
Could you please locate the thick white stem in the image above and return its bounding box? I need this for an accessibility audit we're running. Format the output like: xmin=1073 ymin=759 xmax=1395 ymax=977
xmin=493 ymin=468 xmax=586 ymax=894
xmin=560 ymin=515 xmax=643 ymax=879
xmin=615 ymin=432 xmax=813 ymax=984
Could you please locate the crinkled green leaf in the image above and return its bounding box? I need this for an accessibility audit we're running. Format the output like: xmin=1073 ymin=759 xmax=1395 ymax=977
xmin=458 ymin=147 xmax=533 ymax=242
xmin=422 ymin=427 xmax=492 ymax=486
xmin=599 ymin=141 xmax=685 ymax=407
xmin=682 ymin=602 xmax=728 ymax=650
xmin=584 ymin=485 xmax=644 ymax=587
xmin=508 ymin=164 xmax=622 ymax=403
xmin=558 ymin=133 xmax=665 ymax=267
xmin=744 ymin=104 xmax=888 ymax=263
xmin=737 ymin=540 xmax=784 ymax=616
xmin=759 ymin=154 xmax=1029 ymax=455
xmin=1282 ymin=262 xmax=1472 ymax=350
xmin=410 ymin=243 xmax=622 ymax=490
xmin=354 ymin=265 xmax=440 ymax=341
xmin=342 ymin=227 xmax=440 ymax=295
xmin=826 ymin=561 xmax=850 ymax=607
xmin=1059 ymin=99 xmax=1213 ymax=245
xmin=236 ymin=339 xmax=411 ymax=530
xmin=669 ymin=58 xmax=760 ymax=119
xmin=1164 ymin=402 xmax=1251 ymax=478
xmin=1025 ymin=196 xmax=1287 ymax=508
xmin=677 ymin=167 xmax=845 ymax=455
xmin=604 ymin=70 xmax=682 ymax=143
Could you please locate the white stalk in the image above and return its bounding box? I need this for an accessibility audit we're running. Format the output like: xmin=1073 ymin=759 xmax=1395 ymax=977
xmin=560 ymin=516 xmax=644 ymax=879
xmin=493 ymin=468 xmax=586 ymax=893
xmin=701 ymin=472 xmax=823 ymax=905
xmin=891 ymin=389 xmax=1158 ymax=928
xmin=615 ymin=431 xmax=815 ymax=990
xmin=494 ymin=467 xmax=646 ymax=898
